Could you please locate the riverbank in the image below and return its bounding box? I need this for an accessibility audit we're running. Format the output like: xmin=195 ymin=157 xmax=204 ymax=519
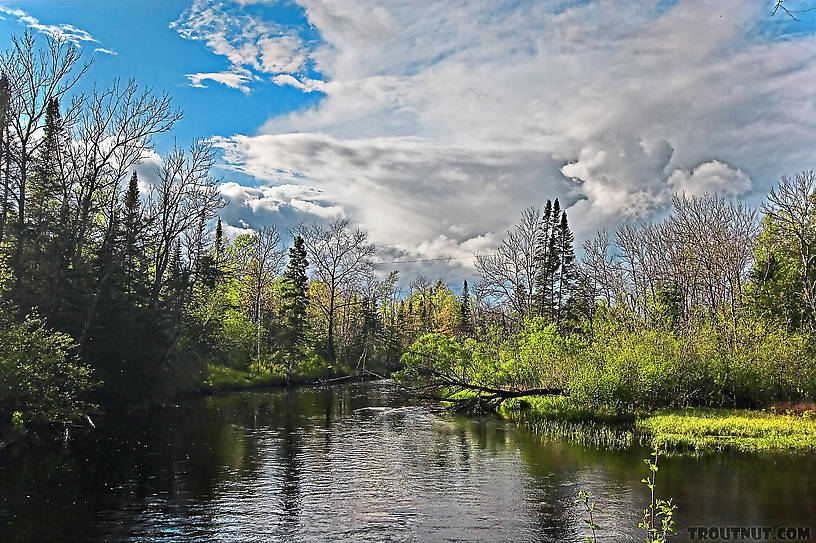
xmin=500 ymin=396 xmax=816 ymax=453
xmin=200 ymin=363 xmax=384 ymax=394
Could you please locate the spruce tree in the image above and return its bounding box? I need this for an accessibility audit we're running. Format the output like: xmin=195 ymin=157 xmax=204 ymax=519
xmin=555 ymin=211 xmax=576 ymax=321
xmin=280 ymin=235 xmax=309 ymax=360
xmin=533 ymin=200 xmax=553 ymax=316
xmin=122 ymin=172 xmax=144 ymax=299
xmin=460 ymin=279 xmax=472 ymax=336
xmin=214 ymin=217 xmax=223 ymax=269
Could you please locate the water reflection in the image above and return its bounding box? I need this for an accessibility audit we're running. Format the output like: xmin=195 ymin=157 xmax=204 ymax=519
xmin=1 ymin=381 xmax=815 ymax=542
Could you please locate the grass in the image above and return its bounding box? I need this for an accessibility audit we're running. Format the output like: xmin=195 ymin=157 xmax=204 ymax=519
xmin=201 ymin=362 xmax=353 ymax=393
xmin=500 ymin=397 xmax=816 ymax=454
xmin=636 ymin=408 xmax=816 ymax=453
xmin=202 ymin=364 xmax=288 ymax=392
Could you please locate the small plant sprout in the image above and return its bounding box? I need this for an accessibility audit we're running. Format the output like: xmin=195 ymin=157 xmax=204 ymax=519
xmin=638 ymin=448 xmax=676 ymax=543
xmin=575 ymin=490 xmax=600 ymax=543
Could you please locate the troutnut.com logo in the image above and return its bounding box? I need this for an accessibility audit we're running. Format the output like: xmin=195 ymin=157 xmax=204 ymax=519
xmin=688 ymin=526 xmax=813 ymax=541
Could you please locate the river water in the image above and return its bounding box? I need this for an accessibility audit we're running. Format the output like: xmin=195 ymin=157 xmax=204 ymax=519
xmin=1 ymin=381 xmax=815 ymax=542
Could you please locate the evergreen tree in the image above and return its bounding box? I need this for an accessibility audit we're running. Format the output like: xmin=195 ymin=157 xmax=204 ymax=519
xmin=460 ymin=279 xmax=472 ymax=336
xmin=534 ymin=198 xmax=564 ymax=319
xmin=214 ymin=217 xmax=223 ymax=269
xmin=121 ymin=172 xmax=145 ymax=299
xmin=20 ymin=98 xmax=65 ymax=313
xmin=533 ymin=200 xmax=553 ymax=316
xmin=280 ymin=235 xmax=309 ymax=362
xmin=555 ymin=211 xmax=576 ymax=321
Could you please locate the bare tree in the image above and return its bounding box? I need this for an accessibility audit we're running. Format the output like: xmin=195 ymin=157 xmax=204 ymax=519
xmin=0 ymin=31 xmax=89 ymax=280
xmin=66 ymin=78 xmax=181 ymax=268
xmin=475 ymin=207 xmax=540 ymax=321
xmin=247 ymin=226 xmax=285 ymax=371
xmin=297 ymin=219 xmax=376 ymax=362
xmin=762 ymin=171 xmax=816 ymax=317
xmin=146 ymin=139 xmax=224 ymax=309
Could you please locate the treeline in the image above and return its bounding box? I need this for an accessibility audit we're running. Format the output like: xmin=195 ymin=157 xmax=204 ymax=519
xmin=0 ymin=34 xmax=376 ymax=428
xmin=400 ymin=185 xmax=816 ymax=413
xmin=0 ymin=32 xmax=480 ymax=430
xmin=4 ymin=31 xmax=816 ymax=431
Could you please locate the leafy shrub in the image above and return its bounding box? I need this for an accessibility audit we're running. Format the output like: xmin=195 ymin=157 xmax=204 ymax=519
xmin=0 ymin=308 xmax=94 ymax=426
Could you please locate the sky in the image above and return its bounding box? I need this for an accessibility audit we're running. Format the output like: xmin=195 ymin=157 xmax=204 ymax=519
xmin=2 ymin=0 xmax=816 ymax=285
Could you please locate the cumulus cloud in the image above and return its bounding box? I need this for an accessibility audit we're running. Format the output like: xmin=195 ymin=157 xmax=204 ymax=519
xmin=217 ymin=180 xmax=345 ymax=236
xmin=176 ymin=0 xmax=816 ymax=279
xmin=0 ymin=5 xmax=101 ymax=46
xmin=668 ymin=160 xmax=752 ymax=198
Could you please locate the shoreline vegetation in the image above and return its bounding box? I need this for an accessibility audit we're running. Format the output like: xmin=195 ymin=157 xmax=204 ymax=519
xmin=2 ymin=31 xmax=816 ymax=465
xmin=499 ymin=396 xmax=816 ymax=454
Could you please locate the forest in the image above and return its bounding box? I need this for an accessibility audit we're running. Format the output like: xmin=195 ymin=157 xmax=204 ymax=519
xmin=2 ymin=31 xmax=816 ymax=436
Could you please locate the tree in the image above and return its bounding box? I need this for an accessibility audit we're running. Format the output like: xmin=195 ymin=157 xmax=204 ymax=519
xmin=146 ymin=140 xmax=223 ymax=310
xmin=757 ymin=171 xmax=816 ymax=324
xmin=247 ymin=226 xmax=285 ymax=372
xmin=280 ymin=235 xmax=309 ymax=374
xmin=0 ymin=32 xmax=89 ymax=288
xmin=121 ymin=172 xmax=146 ymax=299
xmin=555 ymin=212 xmax=576 ymax=321
xmin=460 ymin=279 xmax=472 ymax=336
xmin=476 ymin=207 xmax=541 ymax=321
xmin=297 ymin=219 xmax=376 ymax=363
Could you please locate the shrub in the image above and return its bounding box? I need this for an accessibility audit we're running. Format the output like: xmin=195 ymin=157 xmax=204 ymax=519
xmin=0 ymin=308 xmax=94 ymax=427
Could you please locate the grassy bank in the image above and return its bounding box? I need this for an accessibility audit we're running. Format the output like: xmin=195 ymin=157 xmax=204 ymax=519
xmin=201 ymin=363 xmax=353 ymax=393
xmin=637 ymin=408 xmax=816 ymax=453
xmin=500 ymin=396 xmax=816 ymax=454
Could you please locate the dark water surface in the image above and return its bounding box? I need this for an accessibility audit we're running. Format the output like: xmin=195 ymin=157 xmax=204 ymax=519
xmin=1 ymin=381 xmax=815 ymax=542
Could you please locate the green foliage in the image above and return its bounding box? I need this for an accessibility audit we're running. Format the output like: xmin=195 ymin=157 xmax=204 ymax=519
xmin=639 ymin=450 xmax=676 ymax=543
xmin=569 ymin=312 xmax=816 ymax=413
xmin=0 ymin=308 xmax=94 ymax=426
xmin=395 ymin=333 xmax=475 ymax=389
xmin=575 ymin=490 xmax=600 ymax=543
xmin=280 ymin=235 xmax=310 ymax=370
xmin=637 ymin=408 xmax=816 ymax=452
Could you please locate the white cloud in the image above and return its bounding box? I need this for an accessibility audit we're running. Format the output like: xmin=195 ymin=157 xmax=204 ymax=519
xmin=94 ymin=47 xmax=117 ymax=55
xmin=171 ymin=0 xmax=310 ymax=93
xmin=186 ymin=70 xmax=253 ymax=93
xmin=217 ymin=180 xmax=345 ymax=235
xmin=668 ymin=160 xmax=752 ymax=199
xmin=271 ymin=73 xmax=325 ymax=93
xmin=0 ymin=6 xmax=99 ymax=46
xmin=178 ymin=1 xmax=816 ymax=278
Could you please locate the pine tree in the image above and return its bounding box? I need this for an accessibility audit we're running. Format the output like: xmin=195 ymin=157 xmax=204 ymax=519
xmin=546 ymin=218 xmax=561 ymax=319
xmin=29 ymin=98 xmax=63 ymax=239
xmin=280 ymin=235 xmax=309 ymax=363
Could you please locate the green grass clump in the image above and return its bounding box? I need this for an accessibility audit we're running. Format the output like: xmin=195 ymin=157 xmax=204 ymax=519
xmin=636 ymin=408 xmax=816 ymax=453
xmin=500 ymin=399 xmax=816 ymax=454
xmin=202 ymin=364 xmax=287 ymax=392
xmin=500 ymin=396 xmax=635 ymax=450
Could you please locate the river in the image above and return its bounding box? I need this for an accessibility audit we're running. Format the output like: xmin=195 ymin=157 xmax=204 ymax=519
xmin=1 ymin=380 xmax=815 ymax=542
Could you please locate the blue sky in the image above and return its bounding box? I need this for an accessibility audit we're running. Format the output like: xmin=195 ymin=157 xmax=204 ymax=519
xmin=0 ymin=0 xmax=323 ymax=160
xmin=2 ymin=1 xmax=816 ymax=284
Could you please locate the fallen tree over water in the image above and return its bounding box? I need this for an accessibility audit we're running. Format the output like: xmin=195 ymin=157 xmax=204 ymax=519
xmin=393 ymin=335 xmax=568 ymax=412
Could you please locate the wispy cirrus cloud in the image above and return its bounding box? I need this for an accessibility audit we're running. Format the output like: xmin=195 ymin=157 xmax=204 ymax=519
xmin=187 ymin=70 xmax=254 ymax=93
xmin=0 ymin=5 xmax=102 ymax=46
